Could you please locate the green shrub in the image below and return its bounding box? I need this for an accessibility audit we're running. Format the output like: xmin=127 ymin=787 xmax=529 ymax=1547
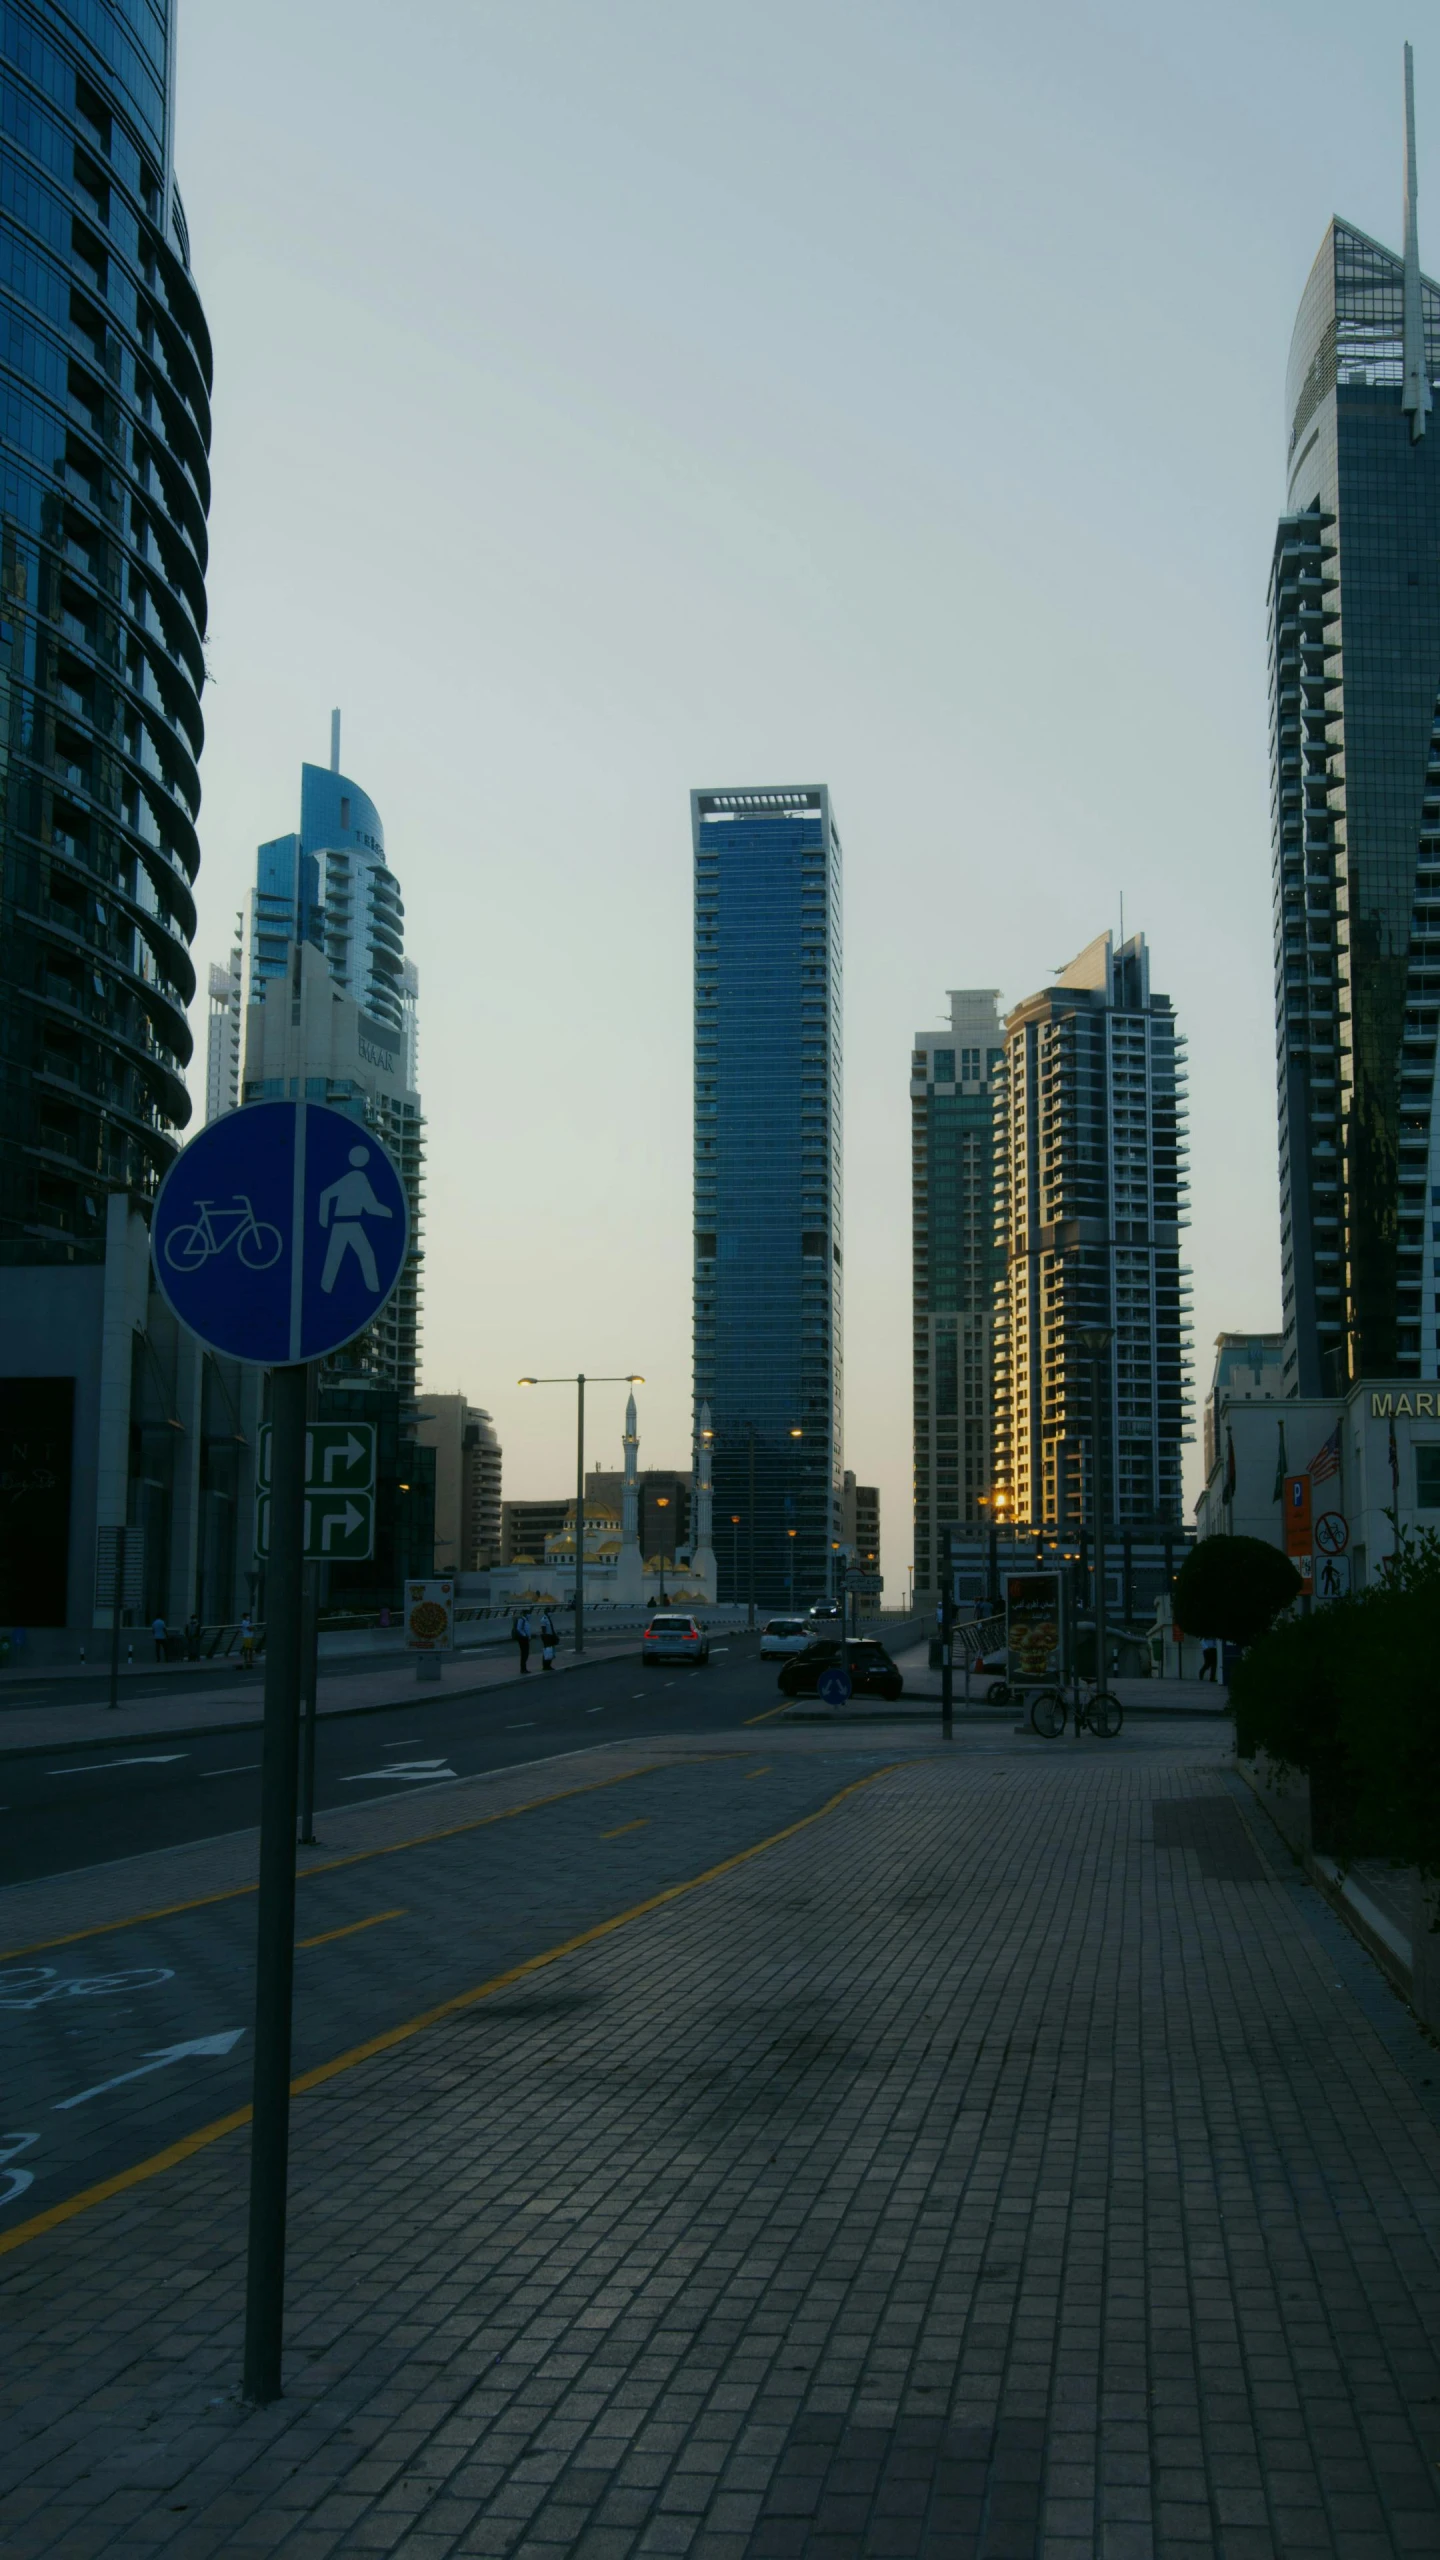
xmin=1231 ymin=1575 xmax=1440 ymax=1870
xmin=1173 ymin=1535 xmax=1301 ymax=1647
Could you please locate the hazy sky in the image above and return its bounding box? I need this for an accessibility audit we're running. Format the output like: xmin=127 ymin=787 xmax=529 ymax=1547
xmin=176 ymin=0 xmax=1432 ymax=1573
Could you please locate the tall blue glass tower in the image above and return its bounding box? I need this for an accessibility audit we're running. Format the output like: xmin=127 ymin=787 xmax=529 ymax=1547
xmin=692 ymin=785 xmax=843 ymax=1609
xmin=0 ymin=0 xmax=211 ymax=1263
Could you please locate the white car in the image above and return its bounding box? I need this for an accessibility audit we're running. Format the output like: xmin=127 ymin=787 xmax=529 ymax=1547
xmin=759 ymin=1616 xmax=811 ymax=1658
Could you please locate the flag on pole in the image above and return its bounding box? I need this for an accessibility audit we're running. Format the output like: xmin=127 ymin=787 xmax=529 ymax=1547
xmin=1308 ymin=1423 xmax=1341 ymax=1484
xmin=1224 ymin=1428 xmax=1236 ymax=1506
xmin=1272 ymin=1418 xmax=1288 ymax=1502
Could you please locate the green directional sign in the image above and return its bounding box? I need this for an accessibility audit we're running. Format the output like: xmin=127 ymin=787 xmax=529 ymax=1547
xmin=257 ymin=1422 xmax=376 ymax=1493
xmin=255 ymin=1490 xmax=375 ymax=1562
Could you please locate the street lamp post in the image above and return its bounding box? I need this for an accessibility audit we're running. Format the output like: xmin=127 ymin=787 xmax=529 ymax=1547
xmin=787 ymin=1528 xmax=797 ymax=1612
xmin=655 ymin=1495 xmax=670 ymax=1604
xmin=730 ymin=1515 xmax=740 ymax=1606
xmin=518 ymin=1372 xmax=643 ymax=1656
xmin=741 ymin=1422 xmax=802 ymax=1630
xmin=1076 ymin=1327 xmax=1115 ymax=1707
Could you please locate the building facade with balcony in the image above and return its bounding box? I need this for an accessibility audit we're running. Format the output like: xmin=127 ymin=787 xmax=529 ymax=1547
xmin=0 ymin=0 xmax=212 ymax=1266
xmin=911 ymin=990 xmax=1004 ymax=1599
xmin=991 ymin=930 xmax=1192 ymax=1540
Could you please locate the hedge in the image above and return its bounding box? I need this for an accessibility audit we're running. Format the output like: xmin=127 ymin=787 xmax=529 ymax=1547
xmin=1230 ymin=1525 xmax=1440 ymax=1871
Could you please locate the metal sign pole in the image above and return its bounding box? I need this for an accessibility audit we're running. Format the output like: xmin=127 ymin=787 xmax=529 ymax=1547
xmin=941 ymin=1524 xmax=954 ymax=1741
xmin=243 ymin=1358 xmax=307 ymax=2405
xmin=107 ymin=1525 xmax=124 ymax=1714
xmin=297 ymin=1365 xmax=320 ymax=1847
xmin=574 ymin=1372 xmax=586 ymax=1656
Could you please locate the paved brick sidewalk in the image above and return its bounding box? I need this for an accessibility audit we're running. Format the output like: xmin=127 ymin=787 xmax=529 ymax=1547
xmin=5 ymin=1731 xmax=1440 ymax=2557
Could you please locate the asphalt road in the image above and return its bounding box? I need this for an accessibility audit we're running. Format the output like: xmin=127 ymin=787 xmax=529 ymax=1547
xmin=0 ymin=1636 xmax=794 ymax=1886
xmin=0 ymin=1639 xmax=475 ymax=1717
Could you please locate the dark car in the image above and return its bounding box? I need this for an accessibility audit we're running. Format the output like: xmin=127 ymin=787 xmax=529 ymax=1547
xmin=778 ymin=1638 xmax=903 ymax=1701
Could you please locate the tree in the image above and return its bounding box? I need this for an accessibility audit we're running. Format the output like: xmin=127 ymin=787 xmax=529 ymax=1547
xmin=1172 ymin=1535 xmax=1301 ymax=1648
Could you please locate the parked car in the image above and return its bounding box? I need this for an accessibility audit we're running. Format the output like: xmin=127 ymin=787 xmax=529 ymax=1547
xmin=778 ymin=1638 xmax=903 ymax=1701
xmin=641 ymin=1613 xmax=710 ymax=1666
xmin=759 ymin=1616 xmax=811 ymax=1658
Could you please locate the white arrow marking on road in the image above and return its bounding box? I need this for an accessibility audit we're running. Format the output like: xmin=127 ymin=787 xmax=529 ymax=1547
xmin=54 ymin=2028 xmax=245 ymax=2111
xmin=323 ymin=1432 xmax=367 ymax=1484
xmin=48 ymin=1756 xmax=187 ymax=1776
xmin=321 ymin=1500 xmax=364 ymax=1552
xmin=340 ymin=1759 xmax=456 ymax=1783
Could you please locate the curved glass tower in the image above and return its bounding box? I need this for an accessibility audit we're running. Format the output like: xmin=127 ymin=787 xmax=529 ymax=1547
xmin=0 ymin=0 xmax=211 ymax=1264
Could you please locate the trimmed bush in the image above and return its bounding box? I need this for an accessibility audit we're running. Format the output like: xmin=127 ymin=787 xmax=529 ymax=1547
xmin=1231 ymin=1571 xmax=1440 ymax=1870
xmin=1173 ymin=1535 xmax=1301 ymax=1647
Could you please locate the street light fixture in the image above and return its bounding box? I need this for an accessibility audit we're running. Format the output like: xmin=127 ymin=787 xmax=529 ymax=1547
xmin=518 ymin=1372 xmax=644 ymax=1655
xmin=655 ymin=1495 xmax=670 ymax=1604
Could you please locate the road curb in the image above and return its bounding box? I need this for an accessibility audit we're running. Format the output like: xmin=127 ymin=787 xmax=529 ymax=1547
xmin=0 ymin=1643 xmax=641 ymax=1764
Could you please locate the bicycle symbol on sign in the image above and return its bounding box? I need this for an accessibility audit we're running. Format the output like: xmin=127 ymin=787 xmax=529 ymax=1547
xmin=162 ymin=1195 xmax=283 ymax=1275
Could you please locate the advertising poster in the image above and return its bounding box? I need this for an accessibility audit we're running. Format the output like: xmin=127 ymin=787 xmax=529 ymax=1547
xmin=405 ymin=1577 xmax=455 ymax=1652
xmin=1005 ymin=1571 xmax=1062 ymax=1685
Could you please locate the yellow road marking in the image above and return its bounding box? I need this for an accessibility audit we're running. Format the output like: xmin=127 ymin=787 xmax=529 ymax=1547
xmin=0 ymin=1763 xmax=898 ymax=2261
xmin=0 ymin=1764 xmax=663 ymax=1961
xmin=298 ymin=1908 xmax=404 ymax=1950
xmin=600 ymin=1819 xmax=648 ymax=1839
xmin=744 ymin=1767 xmax=771 ymax=1779
xmin=744 ymin=1700 xmax=792 ymax=1725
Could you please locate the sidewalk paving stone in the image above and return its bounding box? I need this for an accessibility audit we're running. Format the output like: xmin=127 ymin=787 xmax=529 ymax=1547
xmin=4 ymin=1731 xmax=1440 ymax=2555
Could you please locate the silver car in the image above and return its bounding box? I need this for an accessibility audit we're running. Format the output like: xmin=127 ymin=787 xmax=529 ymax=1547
xmin=641 ymin=1613 xmax=710 ymax=1666
xmin=759 ymin=1616 xmax=811 ymax=1658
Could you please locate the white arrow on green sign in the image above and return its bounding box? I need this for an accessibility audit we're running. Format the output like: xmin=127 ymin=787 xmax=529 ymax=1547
xmin=255 ymin=1491 xmax=375 ymax=1562
xmin=257 ymin=1422 xmax=376 ymax=1494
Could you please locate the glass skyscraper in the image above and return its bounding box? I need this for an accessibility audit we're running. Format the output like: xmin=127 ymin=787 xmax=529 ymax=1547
xmin=692 ymin=785 xmax=842 ymax=1608
xmin=0 ymin=0 xmax=211 ymax=1264
xmin=1271 ymin=63 xmax=1440 ymax=1390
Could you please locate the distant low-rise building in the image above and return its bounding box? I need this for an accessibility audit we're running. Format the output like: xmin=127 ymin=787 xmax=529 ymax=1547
xmin=1196 ymin=1373 xmax=1440 ymax=1595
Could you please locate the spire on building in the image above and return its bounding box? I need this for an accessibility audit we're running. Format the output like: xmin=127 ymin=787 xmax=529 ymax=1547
xmin=330 ymin=707 xmax=342 ymax=772
xmin=1403 ymin=42 xmax=1432 ymax=440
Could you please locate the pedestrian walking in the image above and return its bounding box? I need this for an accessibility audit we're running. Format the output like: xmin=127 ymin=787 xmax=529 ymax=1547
xmin=151 ymin=1613 xmax=168 ymax=1664
xmin=184 ymin=1611 xmax=201 ymax=1662
xmin=540 ymin=1607 xmax=557 ymax=1672
xmin=1199 ymin=1638 xmax=1218 ymax=1684
xmin=239 ymin=1614 xmax=256 ymax=1670
xmin=512 ymin=1608 xmax=532 ymax=1674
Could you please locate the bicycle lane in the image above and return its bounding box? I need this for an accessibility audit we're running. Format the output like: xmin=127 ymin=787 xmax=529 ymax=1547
xmin=0 ymin=1746 xmax=897 ymax=2254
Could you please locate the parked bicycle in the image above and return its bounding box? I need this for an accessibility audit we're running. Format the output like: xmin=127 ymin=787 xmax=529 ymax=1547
xmin=1029 ymin=1681 xmax=1123 ymax=1741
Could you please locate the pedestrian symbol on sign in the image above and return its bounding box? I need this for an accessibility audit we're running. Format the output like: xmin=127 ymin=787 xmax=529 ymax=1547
xmin=318 ymin=1146 xmax=394 ymax=1295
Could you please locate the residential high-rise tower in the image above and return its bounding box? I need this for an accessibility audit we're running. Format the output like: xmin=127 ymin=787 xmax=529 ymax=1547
xmin=992 ymin=932 xmax=1192 ymax=1536
xmin=1270 ymin=49 xmax=1440 ymax=1389
xmin=0 ymin=1 xmax=212 ymax=1262
xmin=911 ymin=990 xmax=1004 ymax=1596
xmin=692 ymin=785 xmax=843 ymax=1607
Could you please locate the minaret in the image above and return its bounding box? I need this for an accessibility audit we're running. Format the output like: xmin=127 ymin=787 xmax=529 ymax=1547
xmin=690 ymin=1401 xmax=717 ymax=1603
xmin=1403 ymin=42 xmax=1432 ymax=441
xmin=615 ymin=1387 xmax=645 ymax=1604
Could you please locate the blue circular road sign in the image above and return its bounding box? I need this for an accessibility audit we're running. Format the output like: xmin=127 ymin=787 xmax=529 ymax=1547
xmin=151 ymin=1100 xmax=410 ymax=1366
xmin=817 ymin=1664 xmax=852 ymax=1707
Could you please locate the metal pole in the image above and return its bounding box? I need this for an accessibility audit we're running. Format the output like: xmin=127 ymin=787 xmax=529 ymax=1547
xmin=574 ymin=1373 xmax=585 ymax=1655
xmin=108 ymin=1525 xmax=124 ymax=1712
xmin=941 ymin=1523 xmax=954 ymax=1741
xmin=243 ymin=1358 xmax=307 ymax=2405
xmin=1092 ymin=1352 xmax=1108 ymax=1716
xmin=747 ymin=1427 xmax=756 ymax=1632
xmin=298 ymin=1366 xmax=319 ymax=1846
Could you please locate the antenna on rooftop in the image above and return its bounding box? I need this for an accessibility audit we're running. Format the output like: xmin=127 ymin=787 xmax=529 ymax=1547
xmin=1403 ymin=41 xmax=1432 ymax=441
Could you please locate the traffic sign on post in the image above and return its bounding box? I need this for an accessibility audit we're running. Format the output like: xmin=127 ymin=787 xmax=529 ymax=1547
xmin=152 ymin=1099 xmax=410 ymax=1367
xmin=255 ymin=1493 xmax=375 ymax=1561
xmin=148 ymin=1102 xmax=410 ymax=2411
xmin=257 ymin=1423 xmax=376 ymax=1492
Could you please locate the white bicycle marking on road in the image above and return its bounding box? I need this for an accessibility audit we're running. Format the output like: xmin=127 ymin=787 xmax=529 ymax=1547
xmin=0 ymin=2131 xmax=37 ymax=2207
xmin=54 ymin=2028 xmax=244 ymax=2111
xmin=0 ymin=1965 xmax=176 ymax=2011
